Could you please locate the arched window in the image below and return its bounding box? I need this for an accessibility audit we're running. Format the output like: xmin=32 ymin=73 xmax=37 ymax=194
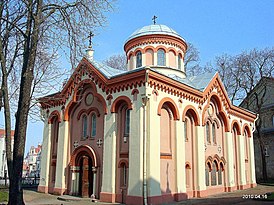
xmin=184 ymin=119 xmax=188 ymax=141
xmin=120 ymin=163 xmax=127 ymax=187
xmin=124 ymin=109 xmax=130 ymax=136
xmin=185 ymin=164 xmax=191 ymax=188
xmin=91 ymin=113 xmax=96 ymax=137
xmin=218 ymin=162 xmax=223 ymax=185
xmin=212 ymin=123 xmax=216 ymax=144
xmin=206 ymin=122 xmax=210 ymax=143
xmin=136 ymin=51 xmax=142 ymax=68
xmin=211 ymin=161 xmax=217 ymax=186
xmin=178 ymin=54 xmax=182 ymax=70
xmin=157 ymin=49 xmax=166 ymax=66
xmin=205 ymin=162 xmax=210 ymax=186
xmin=82 ymin=115 xmax=88 ymax=139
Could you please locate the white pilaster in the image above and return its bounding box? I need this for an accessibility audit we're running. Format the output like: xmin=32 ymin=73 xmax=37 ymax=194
xmin=195 ymin=125 xmax=206 ymax=192
xmin=225 ymin=132 xmax=235 ymax=187
xmin=176 ymin=120 xmax=186 ymax=193
xmin=54 ymin=120 xmax=69 ymax=192
xmin=142 ymin=53 xmax=146 ymax=67
xmin=153 ymin=52 xmax=157 ymax=65
xmin=238 ymin=134 xmax=246 ymax=187
xmin=128 ymin=100 xmax=143 ymax=196
xmin=39 ymin=121 xmax=51 ymax=190
xmin=101 ymin=113 xmax=117 ymax=194
xmin=166 ymin=52 xmax=169 ymax=67
xmin=248 ymin=135 xmax=256 ymax=185
xmin=147 ymin=98 xmax=161 ymax=197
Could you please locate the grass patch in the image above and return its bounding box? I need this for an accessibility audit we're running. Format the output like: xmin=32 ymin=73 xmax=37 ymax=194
xmin=0 ymin=191 xmax=8 ymax=202
xmin=266 ymin=193 xmax=274 ymax=200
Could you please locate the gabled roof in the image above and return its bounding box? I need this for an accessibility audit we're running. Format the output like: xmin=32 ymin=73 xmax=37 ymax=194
xmin=39 ymin=57 xmax=256 ymax=122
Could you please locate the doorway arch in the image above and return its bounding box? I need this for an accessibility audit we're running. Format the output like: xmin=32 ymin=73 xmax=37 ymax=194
xmin=70 ymin=145 xmax=98 ymax=198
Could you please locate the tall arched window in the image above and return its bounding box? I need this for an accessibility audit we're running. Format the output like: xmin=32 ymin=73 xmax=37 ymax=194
xmin=206 ymin=122 xmax=210 ymax=143
xmin=211 ymin=161 xmax=217 ymax=186
xmin=178 ymin=54 xmax=182 ymax=70
xmin=157 ymin=49 xmax=166 ymax=66
xmin=218 ymin=162 xmax=223 ymax=185
xmin=184 ymin=119 xmax=188 ymax=141
xmin=205 ymin=162 xmax=210 ymax=186
xmin=136 ymin=51 xmax=142 ymax=68
xmin=91 ymin=113 xmax=96 ymax=137
xmin=82 ymin=115 xmax=88 ymax=139
xmin=124 ymin=109 xmax=130 ymax=136
xmin=120 ymin=163 xmax=127 ymax=187
xmin=212 ymin=123 xmax=216 ymax=144
xmin=185 ymin=164 xmax=191 ymax=188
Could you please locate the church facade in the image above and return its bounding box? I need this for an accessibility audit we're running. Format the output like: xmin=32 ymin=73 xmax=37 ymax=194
xmin=38 ymin=24 xmax=257 ymax=204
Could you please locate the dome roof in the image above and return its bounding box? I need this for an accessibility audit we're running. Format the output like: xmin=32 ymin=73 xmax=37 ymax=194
xmin=125 ymin=24 xmax=185 ymax=43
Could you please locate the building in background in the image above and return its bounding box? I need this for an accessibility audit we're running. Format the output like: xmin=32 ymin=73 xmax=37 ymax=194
xmin=38 ymin=23 xmax=257 ymax=204
xmin=23 ymin=144 xmax=42 ymax=177
xmin=240 ymin=77 xmax=274 ymax=181
xmin=0 ymin=129 xmax=14 ymax=179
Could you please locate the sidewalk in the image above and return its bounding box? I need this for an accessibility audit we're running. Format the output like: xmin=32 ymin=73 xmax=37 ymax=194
xmin=19 ymin=184 xmax=274 ymax=205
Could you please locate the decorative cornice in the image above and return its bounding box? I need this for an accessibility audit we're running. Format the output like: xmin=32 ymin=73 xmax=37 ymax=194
xmin=124 ymin=34 xmax=187 ymax=54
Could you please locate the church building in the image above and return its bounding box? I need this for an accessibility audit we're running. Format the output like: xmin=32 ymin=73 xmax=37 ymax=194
xmin=38 ymin=23 xmax=257 ymax=204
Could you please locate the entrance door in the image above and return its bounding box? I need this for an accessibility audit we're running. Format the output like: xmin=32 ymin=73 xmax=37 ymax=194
xmin=78 ymin=155 xmax=93 ymax=197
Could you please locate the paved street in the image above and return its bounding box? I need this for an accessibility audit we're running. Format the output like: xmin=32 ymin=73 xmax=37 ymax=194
xmin=15 ymin=184 xmax=274 ymax=205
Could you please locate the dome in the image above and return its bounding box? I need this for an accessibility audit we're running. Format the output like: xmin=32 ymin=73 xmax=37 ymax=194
xmin=125 ymin=24 xmax=185 ymax=43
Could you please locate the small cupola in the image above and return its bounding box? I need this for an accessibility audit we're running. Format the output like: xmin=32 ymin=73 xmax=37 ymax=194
xmin=124 ymin=24 xmax=187 ymax=78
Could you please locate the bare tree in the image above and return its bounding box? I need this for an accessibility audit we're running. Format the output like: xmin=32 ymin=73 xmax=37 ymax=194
xmin=206 ymin=48 xmax=274 ymax=104
xmin=208 ymin=47 xmax=274 ymax=182
xmin=103 ymin=53 xmax=127 ymax=70
xmin=184 ymin=43 xmax=202 ymax=77
xmin=0 ymin=0 xmax=114 ymax=204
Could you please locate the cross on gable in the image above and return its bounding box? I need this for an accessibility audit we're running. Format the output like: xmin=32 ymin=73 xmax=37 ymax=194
xmin=97 ymin=138 xmax=103 ymax=148
xmin=218 ymin=145 xmax=222 ymax=153
xmin=152 ymin=15 xmax=157 ymax=25
xmin=73 ymin=141 xmax=79 ymax=148
xmin=87 ymin=31 xmax=94 ymax=47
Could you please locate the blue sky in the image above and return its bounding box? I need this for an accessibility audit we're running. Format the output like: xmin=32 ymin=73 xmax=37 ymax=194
xmin=1 ymin=0 xmax=274 ymax=154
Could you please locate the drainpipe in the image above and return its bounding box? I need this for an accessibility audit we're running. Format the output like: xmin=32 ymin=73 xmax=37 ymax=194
xmin=142 ymin=68 xmax=150 ymax=205
xmin=252 ymin=114 xmax=259 ymax=133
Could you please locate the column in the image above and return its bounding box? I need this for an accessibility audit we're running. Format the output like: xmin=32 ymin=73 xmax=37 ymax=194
xmin=238 ymin=134 xmax=246 ymax=189
xmin=100 ymin=113 xmax=117 ymax=203
xmin=248 ymin=135 xmax=256 ymax=187
xmin=225 ymin=132 xmax=235 ymax=190
xmin=127 ymin=100 xmax=143 ymax=204
xmin=175 ymin=120 xmax=187 ymax=201
xmin=195 ymin=125 xmax=206 ymax=197
xmin=54 ymin=120 xmax=69 ymax=195
xmin=38 ymin=121 xmax=51 ymax=193
xmin=70 ymin=166 xmax=80 ymax=195
xmin=92 ymin=167 xmax=97 ymax=198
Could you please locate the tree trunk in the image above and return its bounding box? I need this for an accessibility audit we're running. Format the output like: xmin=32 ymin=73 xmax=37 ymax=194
xmin=8 ymin=0 xmax=41 ymax=203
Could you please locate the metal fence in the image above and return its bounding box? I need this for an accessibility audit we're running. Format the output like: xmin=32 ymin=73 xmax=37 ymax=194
xmin=0 ymin=176 xmax=40 ymax=188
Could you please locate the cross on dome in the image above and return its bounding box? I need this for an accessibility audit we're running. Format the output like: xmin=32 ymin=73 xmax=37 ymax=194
xmin=152 ymin=15 xmax=157 ymax=25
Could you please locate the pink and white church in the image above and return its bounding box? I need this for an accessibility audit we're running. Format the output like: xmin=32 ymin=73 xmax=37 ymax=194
xmin=38 ymin=24 xmax=257 ymax=204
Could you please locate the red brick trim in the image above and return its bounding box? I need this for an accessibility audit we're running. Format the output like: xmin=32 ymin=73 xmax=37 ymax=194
xmin=53 ymin=187 xmax=66 ymax=195
xmin=100 ymin=192 xmax=116 ymax=203
xmin=37 ymin=185 xmax=48 ymax=193
xmin=126 ymin=195 xmax=143 ymax=205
